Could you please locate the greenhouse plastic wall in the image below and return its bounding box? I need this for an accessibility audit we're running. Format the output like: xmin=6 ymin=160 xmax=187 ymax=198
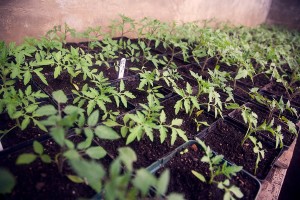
xmin=0 ymin=0 xmax=272 ymax=43
xmin=266 ymin=0 xmax=300 ymax=30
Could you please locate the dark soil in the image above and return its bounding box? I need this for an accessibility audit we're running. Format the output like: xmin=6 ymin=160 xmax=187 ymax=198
xmin=262 ymin=82 xmax=287 ymax=97
xmin=33 ymin=72 xmax=92 ymax=96
xmin=200 ymin=119 xmax=282 ymax=179
xmin=177 ymin=64 xmax=210 ymax=80
xmin=156 ymin=143 xmax=260 ymax=200
xmin=0 ymin=114 xmax=47 ymax=150
xmin=0 ymin=135 xmax=112 ymax=200
xmin=237 ymin=73 xmax=270 ymax=89
xmin=94 ymin=130 xmax=186 ymax=169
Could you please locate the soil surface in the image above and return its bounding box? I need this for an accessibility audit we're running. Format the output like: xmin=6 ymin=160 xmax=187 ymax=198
xmin=200 ymin=119 xmax=282 ymax=179
xmin=0 ymin=136 xmax=112 ymax=200
xmin=156 ymin=143 xmax=260 ymax=200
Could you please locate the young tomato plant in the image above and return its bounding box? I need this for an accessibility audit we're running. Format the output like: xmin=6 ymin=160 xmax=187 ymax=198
xmin=192 ymin=139 xmax=244 ymax=200
xmin=105 ymin=95 xmax=187 ymax=145
xmin=0 ymin=85 xmax=48 ymax=140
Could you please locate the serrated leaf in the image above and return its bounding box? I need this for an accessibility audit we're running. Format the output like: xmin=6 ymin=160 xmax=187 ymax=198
xmin=95 ymin=125 xmax=120 ymax=140
xmin=103 ymin=119 xmax=119 ymax=127
xmin=86 ymin=146 xmax=107 ymax=159
xmin=24 ymin=71 xmax=31 ymax=85
xmin=16 ymin=154 xmax=37 ymax=165
xmin=50 ymin=127 xmax=65 ymax=146
xmin=21 ymin=117 xmax=30 ymax=130
xmin=156 ymin=169 xmax=170 ymax=195
xmin=35 ymin=105 xmax=57 ymax=116
xmin=118 ymin=147 xmax=137 ymax=171
xmin=88 ymin=110 xmax=99 ymax=127
xmin=25 ymin=104 xmax=38 ymax=113
xmin=52 ymin=90 xmax=67 ymax=104
xmin=35 ymin=70 xmax=48 ymax=85
xmin=235 ymin=69 xmax=248 ymax=80
xmin=33 ymin=119 xmax=48 ymax=132
xmin=69 ymin=159 xmax=104 ymax=193
xmin=160 ymin=110 xmax=166 ymax=123
xmin=171 ymin=119 xmax=183 ymax=126
xmin=132 ymin=169 xmax=156 ymax=196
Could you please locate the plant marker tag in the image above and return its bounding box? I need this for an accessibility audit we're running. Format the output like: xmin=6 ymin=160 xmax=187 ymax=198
xmin=118 ymin=58 xmax=126 ymax=79
xmin=0 ymin=141 xmax=3 ymax=151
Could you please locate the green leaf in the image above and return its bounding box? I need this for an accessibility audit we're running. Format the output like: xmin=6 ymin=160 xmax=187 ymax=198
xmin=120 ymin=80 xmax=125 ymax=92
xmin=235 ymin=69 xmax=248 ymax=80
xmin=64 ymin=149 xmax=80 ymax=160
xmin=21 ymin=117 xmax=30 ymax=130
xmin=160 ymin=110 xmax=166 ymax=123
xmin=64 ymin=105 xmax=84 ymax=115
xmin=66 ymin=175 xmax=84 ymax=183
xmin=40 ymin=155 xmax=51 ymax=163
xmin=54 ymin=66 xmax=62 ymax=78
xmin=191 ymin=170 xmax=206 ymax=183
xmin=159 ymin=126 xmax=167 ymax=143
xmin=86 ymin=146 xmax=107 ymax=159
xmin=132 ymin=169 xmax=156 ymax=196
xmin=69 ymin=159 xmax=104 ymax=193
xmin=118 ymin=147 xmax=137 ymax=171
xmin=95 ymin=125 xmax=120 ymax=140
xmin=156 ymin=169 xmax=170 ymax=195
xmin=33 ymin=141 xmax=43 ymax=155
xmin=52 ymin=90 xmax=67 ymax=104
xmin=121 ymin=126 xmax=128 ymax=137
xmin=16 ymin=153 xmax=37 ymax=165
xmin=0 ymin=168 xmax=15 ymax=194
xmin=184 ymin=99 xmax=191 ymax=113
xmin=171 ymin=119 xmax=183 ymax=126
xmin=230 ymin=185 xmax=244 ymax=198
xmin=25 ymin=104 xmax=38 ymax=113
xmin=34 ymin=70 xmax=48 ymax=85
xmin=35 ymin=105 xmax=57 ymax=116
xmin=33 ymin=119 xmax=48 ymax=132
xmin=88 ymin=110 xmax=99 ymax=126
xmin=24 ymin=70 xmax=31 ymax=85
xmin=50 ymin=127 xmax=65 ymax=146
xmin=103 ymin=119 xmax=119 ymax=127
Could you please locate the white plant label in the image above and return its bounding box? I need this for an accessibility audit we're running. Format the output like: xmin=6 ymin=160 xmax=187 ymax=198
xmin=118 ymin=58 xmax=126 ymax=79
xmin=0 ymin=141 xmax=3 ymax=151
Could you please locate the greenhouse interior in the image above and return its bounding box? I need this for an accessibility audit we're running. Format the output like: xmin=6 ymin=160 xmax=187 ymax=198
xmin=0 ymin=0 xmax=300 ymax=199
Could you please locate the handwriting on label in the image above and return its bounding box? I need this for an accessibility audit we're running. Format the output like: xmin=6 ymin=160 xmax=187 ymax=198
xmin=118 ymin=58 xmax=126 ymax=79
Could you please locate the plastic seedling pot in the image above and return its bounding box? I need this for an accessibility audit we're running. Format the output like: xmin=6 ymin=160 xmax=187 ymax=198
xmin=197 ymin=118 xmax=283 ymax=181
xmin=149 ymin=140 xmax=261 ymax=200
xmin=0 ymin=133 xmax=107 ymax=199
xmin=257 ymin=90 xmax=300 ymax=123
xmin=228 ymin=108 xmax=298 ymax=148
